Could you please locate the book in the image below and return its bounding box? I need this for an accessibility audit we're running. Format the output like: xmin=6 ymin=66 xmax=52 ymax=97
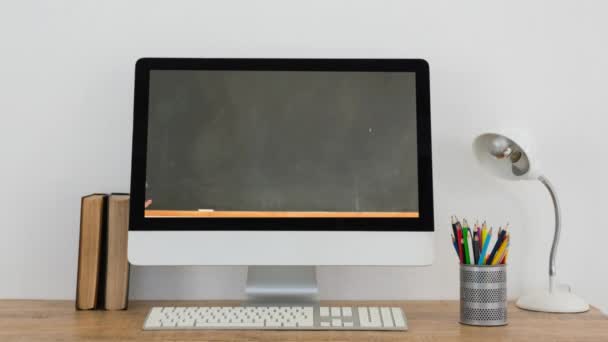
xmin=76 ymin=194 xmax=107 ymax=310
xmin=104 ymin=194 xmax=130 ymax=310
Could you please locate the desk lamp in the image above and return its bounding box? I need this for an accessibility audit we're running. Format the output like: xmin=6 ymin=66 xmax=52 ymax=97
xmin=473 ymin=133 xmax=589 ymax=313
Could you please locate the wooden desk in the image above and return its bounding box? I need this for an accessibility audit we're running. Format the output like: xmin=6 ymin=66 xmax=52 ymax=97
xmin=0 ymin=300 xmax=605 ymax=341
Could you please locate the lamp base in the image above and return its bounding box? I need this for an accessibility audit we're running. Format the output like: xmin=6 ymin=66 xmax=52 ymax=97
xmin=516 ymin=289 xmax=589 ymax=313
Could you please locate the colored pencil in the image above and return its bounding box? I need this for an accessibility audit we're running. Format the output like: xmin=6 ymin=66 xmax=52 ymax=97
xmin=481 ymin=223 xmax=488 ymax=251
xmin=478 ymin=227 xmax=483 ymax=252
xmin=451 ymin=216 xmax=458 ymax=242
xmin=491 ymin=235 xmax=509 ymax=265
xmin=466 ymin=228 xmax=475 ymax=265
xmin=472 ymin=230 xmax=480 ymax=263
xmin=451 ymin=235 xmax=460 ymax=258
xmin=450 ymin=218 xmax=510 ymax=265
xmin=456 ymin=222 xmax=464 ymax=264
xmin=478 ymin=227 xmax=493 ymax=265
xmin=462 ymin=227 xmax=471 ymax=264
xmin=500 ymin=247 xmax=509 ymax=264
xmin=486 ymin=229 xmax=507 ymax=265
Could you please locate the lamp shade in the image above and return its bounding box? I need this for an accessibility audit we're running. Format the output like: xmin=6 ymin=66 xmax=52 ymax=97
xmin=473 ymin=133 xmax=538 ymax=181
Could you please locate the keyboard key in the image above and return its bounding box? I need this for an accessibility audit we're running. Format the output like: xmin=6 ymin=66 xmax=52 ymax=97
xmin=196 ymin=322 xmax=264 ymax=327
xmin=342 ymin=307 xmax=352 ymax=316
xmin=177 ymin=319 xmax=195 ymax=327
xmin=344 ymin=321 xmax=354 ymax=327
xmin=239 ymin=322 xmax=265 ymax=327
xmin=320 ymin=322 xmax=330 ymax=327
xmin=391 ymin=307 xmax=406 ymax=328
xmin=358 ymin=307 xmax=370 ymax=326
xmin=147 ymin=307 xmax=163 ymax=320
xmin=320 ymin=307 xmax=329 ymax=317
xmin=331 ymin=307 xmax=341 ymax=317
xmin=367 ymin=307 xmax=382 ymax=327
xmin=332 ymin=318 xmax=342 ymax=327
xmin=161 ymin=320 xmax=177 ymax=327
xmin=298 ymin=320 xmax=313 ymax=327
xmin=381 ymin=307 xmax=393 ymax=327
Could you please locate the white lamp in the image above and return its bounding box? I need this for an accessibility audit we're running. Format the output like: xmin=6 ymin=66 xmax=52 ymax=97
xmin=473 ymin=133 xmax=589 ymax=313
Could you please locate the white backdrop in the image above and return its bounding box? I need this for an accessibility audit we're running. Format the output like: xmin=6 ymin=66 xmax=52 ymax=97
xmin=1 ymin=1 xmax=606 ymax=313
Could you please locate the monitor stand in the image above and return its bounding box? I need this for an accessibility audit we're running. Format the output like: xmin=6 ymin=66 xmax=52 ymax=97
xmin=245 ymin=266 xmax=318 ymax=304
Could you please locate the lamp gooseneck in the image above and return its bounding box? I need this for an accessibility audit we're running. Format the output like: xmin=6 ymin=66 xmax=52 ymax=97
xmin=538 ymin=175 xmax=560 ymax=293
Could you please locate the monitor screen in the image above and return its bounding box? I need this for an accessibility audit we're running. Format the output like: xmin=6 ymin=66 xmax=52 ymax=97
xmin=144 ymin=70 xmax=419 ymax=219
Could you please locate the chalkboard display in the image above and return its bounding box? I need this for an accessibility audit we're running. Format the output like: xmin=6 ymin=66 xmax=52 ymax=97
xmin=146 ymin=70 xmax=418 ymax=214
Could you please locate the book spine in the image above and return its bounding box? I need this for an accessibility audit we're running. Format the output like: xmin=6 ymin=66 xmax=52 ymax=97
xmin=104 ymin=195 xmax=130 ymax=310
xmin=75 ymin=195 xmax=106 ymax=310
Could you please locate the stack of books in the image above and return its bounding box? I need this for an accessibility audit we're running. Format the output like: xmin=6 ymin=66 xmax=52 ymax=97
xmin=75 ymin=193 xmax=130 ymax=310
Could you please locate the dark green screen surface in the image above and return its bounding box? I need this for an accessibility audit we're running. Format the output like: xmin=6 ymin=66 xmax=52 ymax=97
xmin=146 ymin=70 xmax=418 ymax=212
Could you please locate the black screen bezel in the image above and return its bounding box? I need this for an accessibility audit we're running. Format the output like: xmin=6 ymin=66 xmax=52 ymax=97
xmin=129 ymin=58 xmax=433 ymax=232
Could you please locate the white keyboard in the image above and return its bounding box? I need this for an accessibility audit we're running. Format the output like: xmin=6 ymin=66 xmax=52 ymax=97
xmin=143 ymin=305 xmax=407 ymax=331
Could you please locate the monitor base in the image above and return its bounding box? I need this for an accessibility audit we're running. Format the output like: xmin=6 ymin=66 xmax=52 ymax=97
xmin=245 ymin=266 xmax=319 ymax=304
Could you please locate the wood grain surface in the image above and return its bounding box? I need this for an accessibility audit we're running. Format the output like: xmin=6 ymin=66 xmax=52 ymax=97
xmin=0 ymin=300 xmax=606 ymax=341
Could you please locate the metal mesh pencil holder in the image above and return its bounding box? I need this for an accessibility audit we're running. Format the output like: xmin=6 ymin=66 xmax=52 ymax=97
xmin=460 ymin=264 xmax=507 ymax=326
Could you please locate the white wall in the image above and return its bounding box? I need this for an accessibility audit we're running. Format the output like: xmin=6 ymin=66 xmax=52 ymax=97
xmin=1 ymin=0 xmax=607 ymax=313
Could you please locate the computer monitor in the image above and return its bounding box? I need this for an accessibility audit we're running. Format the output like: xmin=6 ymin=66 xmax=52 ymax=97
xmin=129 ymin=58 xmax=434 ymax=301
